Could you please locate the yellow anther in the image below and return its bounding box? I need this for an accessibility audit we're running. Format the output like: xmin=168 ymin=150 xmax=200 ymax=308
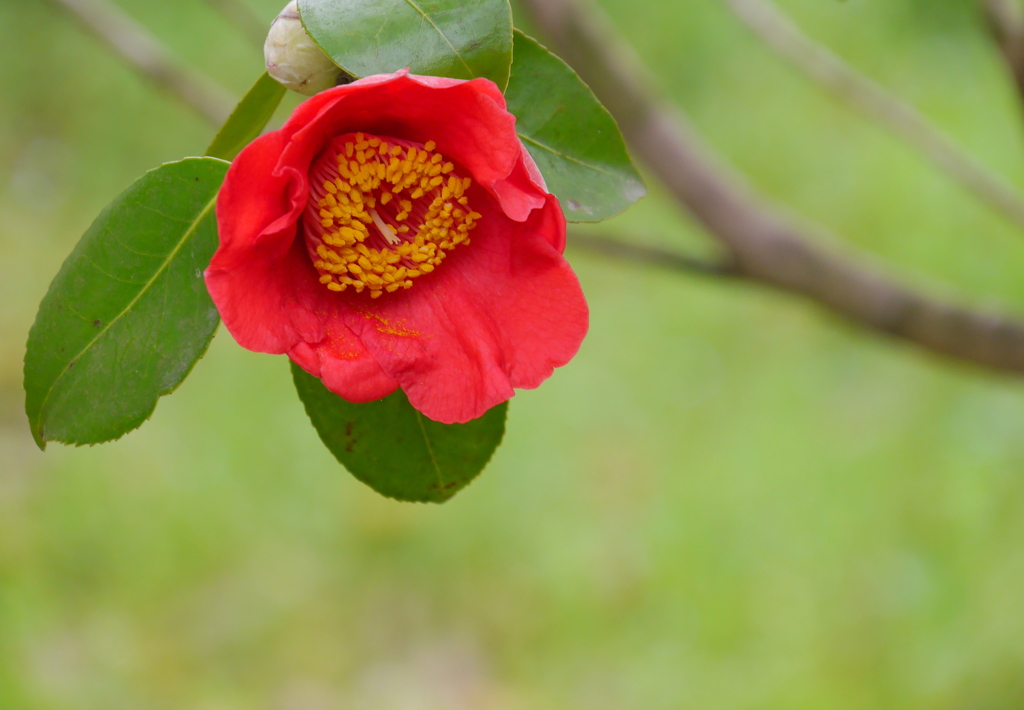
xmin=307 ymin=133 xmax=479 ymax=297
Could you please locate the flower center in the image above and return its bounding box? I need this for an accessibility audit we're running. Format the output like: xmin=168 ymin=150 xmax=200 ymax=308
xmin=302 ymin=132 xmax=481 ymax=298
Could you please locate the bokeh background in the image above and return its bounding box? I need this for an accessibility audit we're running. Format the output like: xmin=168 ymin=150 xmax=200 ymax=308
xmin=5 ymin=0 xmax=1024 ymax=707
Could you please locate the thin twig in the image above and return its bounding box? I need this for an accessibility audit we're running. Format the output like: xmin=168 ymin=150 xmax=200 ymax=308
xmin=569 ymin=234 xmax=737 ymax=278
xmin=203 ymin=0 xmax=269 ymax=50
xmin=518 ymin=0 xmax=1024 ymax=375
xmin=46 ymin=0 xmax=235 ymax=126
xmin=981 ymin=0 xmax=1024 ymax=104
xmin=725 ymin=0 xmax=1024 ymax=234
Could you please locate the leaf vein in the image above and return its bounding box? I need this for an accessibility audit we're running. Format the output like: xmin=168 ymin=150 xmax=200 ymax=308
xmin=400 ymin=0 xmax=475 ymax=77
xmin=414 ymin=410 xmax=445 ymax=489
xmin=83 ymin=255 xmax=148 ymax=286
xmin=518 ymin=133 xmax=620 ymax=178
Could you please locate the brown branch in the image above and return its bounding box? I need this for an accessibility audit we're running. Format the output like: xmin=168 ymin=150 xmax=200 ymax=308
xmin=982 ymin=0 xmax=1024 ymax=104
xmin=518 ymin=0 xmax=1024 ymax=375
xmin=46 ymin=0 xmax=236 ymax=126
xmin=726 ymin=0 xmax=1024 ymax=234
xmin=569 ymin=234 xmax=738 ymax=279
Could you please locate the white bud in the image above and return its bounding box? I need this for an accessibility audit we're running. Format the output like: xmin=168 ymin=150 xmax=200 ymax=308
xmin=265 ymin=1 xmax=343 ymax=96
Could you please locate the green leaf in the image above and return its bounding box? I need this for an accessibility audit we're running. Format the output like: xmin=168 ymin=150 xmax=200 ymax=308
xmin=205 ymin=72 xmax=287 ymax=161
xmin=292 ymin=363 xmax=507 ymax=503
xmin=506 ymin=30 xmax=646 ymax=222
xmin=298 ymin=0 xmax=513 ymax=89
xmin=24 ymin=158 xmax=230 ymax=449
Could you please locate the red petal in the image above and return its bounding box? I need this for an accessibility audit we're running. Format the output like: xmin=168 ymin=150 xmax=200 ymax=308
xmin=207 ymin=131 xmax=398 ymax=400
xmin=340 ymin=194 xmax=588 ymax=424
xmin=272 ymin=73 xmax=547 ymax=226
xmin=208 ymin=72 xmax=585 ymax=420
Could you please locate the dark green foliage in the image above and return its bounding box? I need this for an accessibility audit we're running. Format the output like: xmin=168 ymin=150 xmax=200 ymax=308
xmin=292 ymin=363 xmax=507 ymax=502
xmin=505 ymin=31 xmax=645 ymax=222
xmin=298 ymin=0 xmax=514 ymax=89
xmin=24 ymin=158 xmax=229 ymax=448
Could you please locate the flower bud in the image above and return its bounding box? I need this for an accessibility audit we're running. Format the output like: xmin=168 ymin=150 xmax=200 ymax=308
xmin=264 ymin=1 xmax=344 ymax=96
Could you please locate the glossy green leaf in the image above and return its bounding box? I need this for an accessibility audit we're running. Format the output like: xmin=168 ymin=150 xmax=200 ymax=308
xmin=292 ymin=363 xmax=507 ymax=502
xmin=298 ymin=0 xmax=513 ymax=89
xmin=24 ymin=158 xmax=229 ymax=449
xmin=506 ymin=31 xmax=646 ymax=222
xmin=205 ymin=72 xmax=287 ymax=161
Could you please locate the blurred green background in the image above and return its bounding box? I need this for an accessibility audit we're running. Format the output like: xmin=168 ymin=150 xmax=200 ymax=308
xmin=5 ymin=0 xmax=1024 ymax=707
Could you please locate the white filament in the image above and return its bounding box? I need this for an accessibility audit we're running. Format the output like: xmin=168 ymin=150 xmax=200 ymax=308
xmin=369 ymin=209 xmax=402 ymax=246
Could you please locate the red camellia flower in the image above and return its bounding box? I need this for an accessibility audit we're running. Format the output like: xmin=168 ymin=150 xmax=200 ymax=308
xmin=205 ymin=70 xmax=589 ymax=424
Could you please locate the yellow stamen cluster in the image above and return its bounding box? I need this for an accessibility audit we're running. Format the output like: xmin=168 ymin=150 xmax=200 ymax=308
xmin=302 ymin=132 xmax=481 ymax=298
